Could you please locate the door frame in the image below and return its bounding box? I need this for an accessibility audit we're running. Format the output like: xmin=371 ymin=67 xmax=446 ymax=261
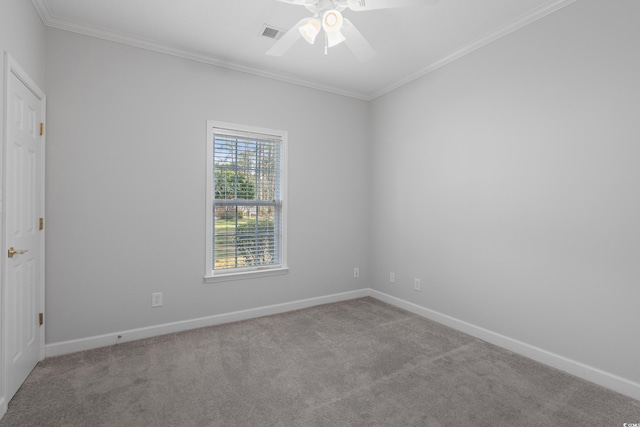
xmin=0 ymin=52 xmax=46 ymax=416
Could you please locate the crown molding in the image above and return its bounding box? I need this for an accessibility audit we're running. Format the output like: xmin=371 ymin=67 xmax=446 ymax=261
xmin=30 ymin=0 xmax=369 ymax=100
xmin=31 ymin=0 xmax=576 ymax=102
xmin=31 ymin=0 xmax=52 ymax=25
xmin=367 ymin=0 xmax=577 ymax=100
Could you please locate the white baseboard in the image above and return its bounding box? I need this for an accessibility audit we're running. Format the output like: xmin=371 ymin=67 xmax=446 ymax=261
xmin=44 ymin=289 xmax=369 ymax=358
xmin=0 ymin=398 xmax=6 ymax=420
xmin=43 ymin=287 xmax=639 ymax=401
xmin=369 ymin=289 xmax=640 ymax=402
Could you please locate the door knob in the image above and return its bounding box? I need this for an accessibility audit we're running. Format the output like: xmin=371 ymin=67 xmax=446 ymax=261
xmin=7 ymin=247 xmax=28 ymax=258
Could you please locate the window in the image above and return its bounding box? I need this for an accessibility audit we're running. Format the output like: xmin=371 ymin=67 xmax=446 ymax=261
xmin=205 ymin=121 xmax=287 ymax=281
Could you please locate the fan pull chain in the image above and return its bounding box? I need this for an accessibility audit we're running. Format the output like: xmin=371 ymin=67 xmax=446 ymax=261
xmin=325 ymin=32 xmax=328 ymax=56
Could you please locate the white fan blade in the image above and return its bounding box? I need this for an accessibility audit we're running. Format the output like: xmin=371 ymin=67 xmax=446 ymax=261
xmin=266 ymin=18 xmax=309 ymax=57
xmin=347 ymin=0 xmax=437 ymax=11
xmin=342 ymin=18 xmax=377 ymax=62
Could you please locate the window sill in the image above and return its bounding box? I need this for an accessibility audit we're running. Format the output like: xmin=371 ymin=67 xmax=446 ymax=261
xmin=204 ymin=267 xmax=289 ymax=283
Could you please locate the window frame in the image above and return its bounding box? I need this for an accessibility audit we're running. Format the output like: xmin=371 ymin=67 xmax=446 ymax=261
xmin=205 ymin=121 xmax=288 ymax=283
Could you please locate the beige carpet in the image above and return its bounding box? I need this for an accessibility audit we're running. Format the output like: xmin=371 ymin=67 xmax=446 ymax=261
xmin=1 ymin=297 xmax=639 ymax=426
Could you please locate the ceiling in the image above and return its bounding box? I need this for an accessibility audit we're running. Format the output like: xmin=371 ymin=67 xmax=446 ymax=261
xmin=31 ymin=0 xmax=575 ymax=100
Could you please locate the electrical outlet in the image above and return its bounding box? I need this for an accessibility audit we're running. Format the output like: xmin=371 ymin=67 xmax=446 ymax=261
xmin=414 ymin=278 xmax=421 ymax=291
xmin=152 ymin=292 xmax=163 ymax=308
xmin=390 ymin=272 xmax=395 ymax=283
xmin=354 ymin=267 xmax=360 ymax=278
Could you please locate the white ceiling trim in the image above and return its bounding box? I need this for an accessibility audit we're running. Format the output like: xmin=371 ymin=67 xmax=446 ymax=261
xmin=31 ymin=0 xmax=576 ymax=102
xmin=370 ymin=0 xmax=577 ymax=100
xmin=30 ymin=0 xmax=368 ymax=100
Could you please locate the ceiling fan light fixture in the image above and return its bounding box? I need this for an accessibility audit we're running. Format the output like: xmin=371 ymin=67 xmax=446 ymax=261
xmin=322 ymin=9 xmax=345 ymax=48
xmin=322 ymin=9 xmax=344 ymax=32
xmin=299 ymin=18 xmax=321 ymax=44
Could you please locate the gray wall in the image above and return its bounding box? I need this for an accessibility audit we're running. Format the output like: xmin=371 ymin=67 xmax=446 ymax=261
xmin=44 ymin=29 xmax=370 ymax=343
xmin=6 ymin=0 xmax=638 ymax=395
xmin=0 ymin=0 xmax=46 ymax=93
xmin=370 ymin=0 xmax=640 ymax=384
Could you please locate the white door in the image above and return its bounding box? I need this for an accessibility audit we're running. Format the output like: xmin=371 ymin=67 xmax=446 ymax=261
xmin=3 ymin=55 xmax=45 ymax=403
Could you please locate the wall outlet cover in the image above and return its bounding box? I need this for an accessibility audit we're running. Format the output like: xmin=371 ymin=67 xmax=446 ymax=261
xmin=152 ymin=292 xmax=163 ymax=307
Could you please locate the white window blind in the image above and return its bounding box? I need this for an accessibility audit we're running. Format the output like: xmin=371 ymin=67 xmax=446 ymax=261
xmin=207 ymin=123 xmax=286 ymax=277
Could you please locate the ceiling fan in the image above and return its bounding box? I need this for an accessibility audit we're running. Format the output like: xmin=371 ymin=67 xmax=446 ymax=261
xmin=266 ymin=0 xmax=439 ymax=62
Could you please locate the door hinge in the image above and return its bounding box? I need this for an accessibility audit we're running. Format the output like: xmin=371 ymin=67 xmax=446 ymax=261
xmin=39 ymin=217 xmax=44 ymax=230
xmin=39 ymin=313 xmax=44 ymax=326
xmin=40 ymin=123 xmax=44 ymax=136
